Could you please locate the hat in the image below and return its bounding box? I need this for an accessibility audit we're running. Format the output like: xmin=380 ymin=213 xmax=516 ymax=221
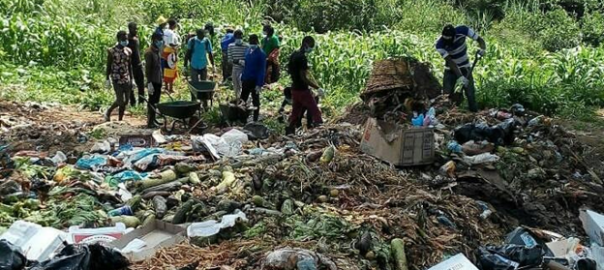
xmin=442 ymin=24 xmax=456 ymax=39
xmin=156 ymin=16 xmax=168 ymax=25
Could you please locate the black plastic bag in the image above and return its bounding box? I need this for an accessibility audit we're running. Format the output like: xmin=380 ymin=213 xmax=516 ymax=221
xmin=504 ymin=227 xmax=554 ymax=257
xmin=28 ymin=242 xmax=129 ymax=270
xmin=453 ymin=119 xmax=517 ymax=146
xmin=484 ymin=244 xmax=545 ymax=266
xmin=0 ymin=239 xmax=26 ymax=270
xmin=477 ymin=247 xmax=520 ymax=270
xmin=244 ymin=123 xmax=270 ymax=140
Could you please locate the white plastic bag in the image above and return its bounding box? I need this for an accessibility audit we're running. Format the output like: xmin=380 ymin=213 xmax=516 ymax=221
xmin=221 ymin=129 xmax=248 ymax=145
xmin=463 ymin=153 xmax=500 ymax=165
xmin=187 ymin=210 xmax=247 ymax=237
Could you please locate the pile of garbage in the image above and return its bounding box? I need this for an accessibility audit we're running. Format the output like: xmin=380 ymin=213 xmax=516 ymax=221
xmin=1 ymin=77 xmax=604 ymax=269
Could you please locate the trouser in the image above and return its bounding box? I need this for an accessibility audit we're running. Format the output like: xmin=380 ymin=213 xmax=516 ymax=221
xmin=443 ymin=67 xmax=478 ymax=112
xmin=190 ymin=67 xmax=207 ymax=82
xmin=190 ymin=67 xmax=209 ymax=108
xmin=222 ymin=52 xmax=232 ymax=81
xmin=265 ymin=61 xmax=280 ymax=84
xmin=130 ymin=66 xmax=145 ymax=106
xmin=107 ymin=81 xmax=132 ymax=121
xmin=240 ymin=79 xmax=260 ymax=122
xmin=279 ymin=88 xmax=318 ymax=128
xmin=232 ymin=65 xmax=244 ymax=98
xmin=147 ymin=82 xmax=162 ymax=126
xmin=289 ymin=89 xmax=322 ymax=127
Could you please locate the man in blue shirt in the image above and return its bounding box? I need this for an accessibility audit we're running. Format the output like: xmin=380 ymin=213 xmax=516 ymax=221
xmin=435 ymin=24 xmax=486 ymax=112
xmin=185 ymin=29 xmax=216 ymax=82
xmin=220 ymin=27 xmax=235 ymax=83
xmin=239 ymin=34 xmax=266 ymax=122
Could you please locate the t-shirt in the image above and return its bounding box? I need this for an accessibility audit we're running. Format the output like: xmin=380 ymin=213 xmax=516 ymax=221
xmin=163 ymin=29 xmax=180 ymax=46
xmin=228 ymin=42 xmax=249 ymax=67
xmin=109 ymin=45 xmax=132 ymax=84
xmin=435 ymin=25 xmax=479 ymax=68
xmin=288 ymin=50 xmax=309 ymax=90
xmin=127 ymin=34 xmax=142 ymax=68
xmin=188 ymin=37 xmax=212 ymax=70
xmin=241 ymin=47 xmax=266 ymax=87
xmin=262 ymin=35 xmax=280 ymax=56
xmin=221 ymin=33 xmax=235 ymax=53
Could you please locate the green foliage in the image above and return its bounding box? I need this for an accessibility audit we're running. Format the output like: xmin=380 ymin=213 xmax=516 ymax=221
xmin=539 ymin=9 xmax=582 ymax=51
xmin=580 ymin=11 xmax=604 ymax=46
xmin=1 ymin=0 xmax=604 ymax=122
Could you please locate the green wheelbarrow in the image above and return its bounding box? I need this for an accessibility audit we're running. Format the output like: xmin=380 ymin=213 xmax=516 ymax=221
xmin=189 ymin=81 xmax=216 ymax=111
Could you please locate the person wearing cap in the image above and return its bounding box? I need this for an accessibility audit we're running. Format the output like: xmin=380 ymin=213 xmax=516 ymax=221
xmin=221 ymin=27 xmax=235 ymax=83
xmin=239 ymin=34 xmax=266 ymax=122
xmin=104 ymin=30 xmax=133 ymax=122
xmin=145 ymin=33 xmax=164 ymax=128
xmin=228 ymin=29 xmax=248 ymax=99
xmin=155 ymin=16 xmax=168 ymax=37
xmin=127 ymin=22 xmax=145 ymax=106
xmin=435 ymin=24 xmax=486 ymax=112
xmin=185 ymin=28 xmax=216 ymax=82
xmin=261 ymin=25 xmax=280 ymax=84
xmin=161 ymin=19 xmax=180 ymax=94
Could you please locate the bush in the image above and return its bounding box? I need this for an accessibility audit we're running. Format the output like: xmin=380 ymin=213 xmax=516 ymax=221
xmin=265 ymin=0 xmax=390 ymax=33
xmin=538 ymin=9 xmax=582 ymax=51
xmin=580 ymin=11 xmax=604 ymax=46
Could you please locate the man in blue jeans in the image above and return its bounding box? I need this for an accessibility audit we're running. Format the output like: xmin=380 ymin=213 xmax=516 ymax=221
xmin=185 ymin=28 xmax=216 ymax=83
xmin=435 ymin=24 xmax=486 ymax=112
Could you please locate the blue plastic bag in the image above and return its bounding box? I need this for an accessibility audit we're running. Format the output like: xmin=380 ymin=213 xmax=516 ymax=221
xmin=75 ymin=155 xmax=108 ymax=170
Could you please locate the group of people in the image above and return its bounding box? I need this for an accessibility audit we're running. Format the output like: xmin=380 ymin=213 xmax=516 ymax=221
xmin=104 ymin=17 xmax=325 ymax=132
xmin=104 ymin=17 xmax=485 ymax=131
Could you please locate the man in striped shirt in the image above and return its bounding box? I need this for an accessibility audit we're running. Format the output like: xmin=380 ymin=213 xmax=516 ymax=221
xmin=435 ymin=24 xmax=486 ymax=112
xmin=228 ymin=30 xmax=249 ymax=99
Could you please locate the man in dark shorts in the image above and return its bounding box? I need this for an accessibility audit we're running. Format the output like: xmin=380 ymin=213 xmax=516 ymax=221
xmin=285 ymin=36 xmax=324 ymax=135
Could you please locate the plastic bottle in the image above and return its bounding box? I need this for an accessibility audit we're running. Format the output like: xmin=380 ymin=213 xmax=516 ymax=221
xmin=412 ymin=113 xmax=424 ymax=127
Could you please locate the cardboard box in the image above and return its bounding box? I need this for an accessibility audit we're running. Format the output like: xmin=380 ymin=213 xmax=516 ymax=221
xmin=119 ymin=135 xmax=156 ymax=148
xmin=361 ymin=118 xmax=434 ymax=167
xmin=580 ymin=209 xmax=604 ymax=246
xmin=109 ymin=220 xmax=187 ymax=262
xmin=428 ymin=254 xmax=479 ymax=270
xmin=69 ymin=223 xmax=126 ymax=244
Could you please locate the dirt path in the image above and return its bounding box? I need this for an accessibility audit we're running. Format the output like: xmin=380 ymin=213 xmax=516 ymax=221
xmin=0 ymin=101 xmax=147 ymax=154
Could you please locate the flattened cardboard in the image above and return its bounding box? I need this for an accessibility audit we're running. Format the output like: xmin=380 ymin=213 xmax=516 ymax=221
xmin=580 ymin=209 xmax=604 ymax=246
xmin=428 ymin=254 xmax=479 ymax=270
xmin=109 ymin=220 xmax=187 ymax=262
xmin=361 ymin=118 xmax=434 ymax=167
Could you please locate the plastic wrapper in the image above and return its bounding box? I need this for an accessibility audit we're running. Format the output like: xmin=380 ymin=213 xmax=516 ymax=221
xmin=0 ymin=239 xmax=26 ymax=270
xmin=477 ymin=247 xmax=520 ymax=270
xmin=262 ymin=247 xmax=337 ymax=270
xmin=484 ymin=244 xmax=546 ymax=266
